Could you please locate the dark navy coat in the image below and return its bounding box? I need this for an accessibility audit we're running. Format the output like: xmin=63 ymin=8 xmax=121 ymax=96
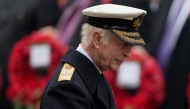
xmin=40 ymin=48 xmax=116 ymax=109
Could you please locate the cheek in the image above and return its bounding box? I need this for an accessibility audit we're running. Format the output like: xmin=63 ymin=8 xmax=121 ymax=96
xmin=99 ymin=48 xmax=115 ymax=66
xmin=101 ymin=50 xmax=112 ymax=61
xmin=106 ymin=46 xmax=122 ymax=60
xmin=99 ymin=44 xmax=121 ymax=65
xmin=104 ymin=49 xmax=117 ymax=59
xmin=108 ymin=49 xmax=124 ymax=70
xmin=109 ymin=47 xmax=122 ymax=57
xmin=105 ymin=52 xmax=119 ymax=67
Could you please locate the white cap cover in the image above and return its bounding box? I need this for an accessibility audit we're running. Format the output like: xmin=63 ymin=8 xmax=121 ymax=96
xmin=82 ymin=4 xmax=147 ymax=45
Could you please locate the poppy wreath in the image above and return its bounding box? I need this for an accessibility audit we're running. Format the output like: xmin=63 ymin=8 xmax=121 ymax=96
xmin=6 ymin=31 xmax=67 ymax=108
xmin=104 ymin=47 xmax=165 ymax=109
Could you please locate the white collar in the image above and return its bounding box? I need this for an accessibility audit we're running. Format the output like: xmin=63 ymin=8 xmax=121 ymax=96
xmin=76 ymin=44 xmax=103 ymax=74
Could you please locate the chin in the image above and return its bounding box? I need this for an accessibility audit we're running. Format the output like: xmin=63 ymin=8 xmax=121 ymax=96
xmin=110 ymin=65 xmax=120 ymax=71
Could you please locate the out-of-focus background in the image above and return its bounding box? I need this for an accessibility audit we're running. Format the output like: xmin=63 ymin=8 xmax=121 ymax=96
xmin=0 ymin=0 xmax=190 ymax=109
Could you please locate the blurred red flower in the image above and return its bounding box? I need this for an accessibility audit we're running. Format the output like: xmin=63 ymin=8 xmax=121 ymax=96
xmin=6 ymin=31 xmax=67 ymax=107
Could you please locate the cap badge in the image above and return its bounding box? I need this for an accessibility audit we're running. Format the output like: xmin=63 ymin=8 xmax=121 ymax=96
xmin=58 ymin=63 xmax=75 ymax=82
xmin=132 ymin=14 xmax=145 ymax=28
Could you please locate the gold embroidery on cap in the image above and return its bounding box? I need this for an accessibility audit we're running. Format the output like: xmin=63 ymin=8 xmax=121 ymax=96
xmin=133 ymin=18 xmax=141 ymax=28
xmin=112 ymin=29 xmax=145 ymax=44
xmin=132 ymin=14 xmax=145 ymax=28
xmin=58 ymin=63 xmax=75 ymax=82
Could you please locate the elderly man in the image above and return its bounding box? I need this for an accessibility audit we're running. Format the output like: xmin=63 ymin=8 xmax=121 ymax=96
xmin=40 ymin=4 xmax=146 ymax=109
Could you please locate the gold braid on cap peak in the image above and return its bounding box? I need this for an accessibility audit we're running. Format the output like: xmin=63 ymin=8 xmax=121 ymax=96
xmin=112 ymin=29 xmax=144 ymax=44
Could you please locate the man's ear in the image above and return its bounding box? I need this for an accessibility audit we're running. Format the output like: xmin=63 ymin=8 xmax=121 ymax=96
xmin=92 ymin=31 xmax=101 ymax=48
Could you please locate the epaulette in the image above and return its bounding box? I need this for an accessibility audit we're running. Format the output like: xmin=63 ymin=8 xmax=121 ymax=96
xmin=58 ymin=63 xmax=75 ymax=82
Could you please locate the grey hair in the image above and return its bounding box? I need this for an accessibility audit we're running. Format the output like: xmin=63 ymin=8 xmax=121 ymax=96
xmin=80 ymin=23 xmax=111 ymax=46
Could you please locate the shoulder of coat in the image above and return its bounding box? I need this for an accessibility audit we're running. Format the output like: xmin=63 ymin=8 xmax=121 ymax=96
xmin=58 ymin=63 xmax=75 ymax=82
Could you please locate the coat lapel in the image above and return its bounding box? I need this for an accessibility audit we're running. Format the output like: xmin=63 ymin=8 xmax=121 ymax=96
xmin=99 ymin=74 xmax=116 ymax=109
xmin=97 ymin=74 xmax=109 ymax=109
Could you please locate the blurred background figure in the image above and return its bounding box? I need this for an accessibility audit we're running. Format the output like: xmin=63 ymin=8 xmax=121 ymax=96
xmin=151 ymin=0 xmax=190 ymax=109
xmin=104 ymin=46 xmax=165 ymax=109
xmin=0 ymin=0 xmax=66 ymax=108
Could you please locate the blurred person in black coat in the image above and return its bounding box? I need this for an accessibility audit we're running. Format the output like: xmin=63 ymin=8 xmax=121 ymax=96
xmin=0 ymin=0 xmax=64 ymax=108
xmin=151 ymin=0 xmax=190 ymax=109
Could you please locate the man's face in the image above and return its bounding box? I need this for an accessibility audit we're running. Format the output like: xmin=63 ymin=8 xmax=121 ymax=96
xmin=98 ymin=33 xmax=131 ymax=71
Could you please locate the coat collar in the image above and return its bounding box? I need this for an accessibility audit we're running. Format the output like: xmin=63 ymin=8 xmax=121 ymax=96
xmin=61 ymin=48 xmax=115 ymax=109
xmin=61 ymin=48 xmax=112 ymax=109
xmin=61 ymin=48 xmax=100 ymax=95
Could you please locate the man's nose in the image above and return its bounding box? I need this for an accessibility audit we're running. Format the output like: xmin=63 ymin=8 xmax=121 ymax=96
xmin=123 ymin=52 xmax=130 ymax=58
xmin=123 ymin=45 xmax=131 ymax=58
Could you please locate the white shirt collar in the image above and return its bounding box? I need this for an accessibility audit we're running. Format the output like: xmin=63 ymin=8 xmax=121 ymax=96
xmin=76 ymin=44 xmax=103 ymax=74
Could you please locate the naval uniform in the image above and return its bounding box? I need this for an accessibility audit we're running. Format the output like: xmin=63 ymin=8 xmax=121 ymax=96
xmin=40 ymin=47 xmax=116 ymax=109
